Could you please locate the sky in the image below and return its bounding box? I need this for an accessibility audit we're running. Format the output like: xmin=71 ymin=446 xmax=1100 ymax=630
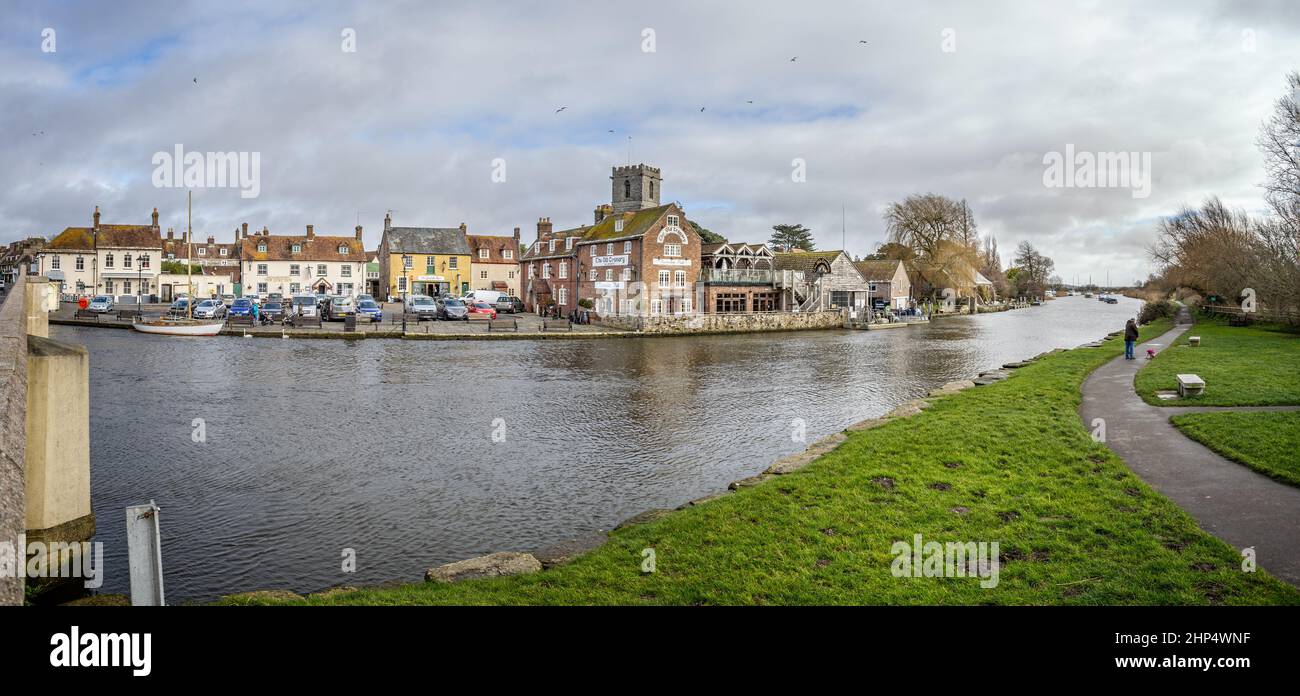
xmin=2 ymin=0 xmax=1297 ymax=285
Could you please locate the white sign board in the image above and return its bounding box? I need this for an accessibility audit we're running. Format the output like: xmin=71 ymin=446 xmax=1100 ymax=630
xmin=595 ymin=281 xmax=625 ymax=290
xmin=592 ymin=255 xmax=628 ymax=267
xmin=653 ymin=258 xmax=691 ymax=267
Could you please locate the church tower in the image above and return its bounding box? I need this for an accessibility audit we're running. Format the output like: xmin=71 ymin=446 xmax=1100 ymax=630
xmin=610 ymin=164 xmax=662 ymax=214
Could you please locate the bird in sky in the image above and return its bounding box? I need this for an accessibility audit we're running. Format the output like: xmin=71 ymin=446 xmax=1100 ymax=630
xmin=790 ymin=56 xmax=797 ymax=62
xmin=192 ymin=77 xmax=197 ymax=84
xmin=699 ymin=106 xmax=705 ymax=112
xmin=859 ymin=40 xmax=868 ymax=44
xmin=746 ymin=100 xmax=754 ymax=104
xmin=608 ymin=129 xmax=615 ymax=133
xmin=555 ymin=106 xmax=566 ymax=113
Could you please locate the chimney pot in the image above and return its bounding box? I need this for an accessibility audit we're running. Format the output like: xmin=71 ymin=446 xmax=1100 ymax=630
xmin=459 ymin=222 xmax=467 ymax=233
xmin=93 ymin=206 xmax=101 ymax=228
xmin=384 ymin=212 xmax=392 ymax=231
xmin=355 ymin=225 xmax=363 ymax=240
xmin=167 ymin=228 xmax=174 ymax=240
xmin=306 ymin=224 xmax=315 ymax=239
xmin=207 ymin=236 xmax=215 ymax=245
xmin=152 ymin=207 xmax=159 ymax=228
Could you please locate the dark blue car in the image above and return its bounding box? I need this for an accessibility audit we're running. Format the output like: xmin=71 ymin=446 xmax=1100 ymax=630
xmin=228 ymin=298 xmax=255 ymax=317
xmin=356 ymin=299 xmax=383 ymax=322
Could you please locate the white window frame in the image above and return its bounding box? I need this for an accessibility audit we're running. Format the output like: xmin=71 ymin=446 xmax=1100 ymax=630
xmin=665 ymin=243 xmax=681 ymax=257
xmin=614 ymin=219 xmax=624 ymax=232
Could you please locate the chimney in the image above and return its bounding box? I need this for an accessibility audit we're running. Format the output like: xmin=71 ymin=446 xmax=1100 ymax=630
xmin=513 ymin=226 xmax=520 ymax=243
xmin=594 ymin=203 xmax=613 ymax=224
xmin=167 ymin=228 xmax=174 ymax=240
xmin=93 ymin=206 xmax=100 ymax=229
xmin=355 ymin=225 xmax=363 ymax=240
xmin=151 ymin=207 xmax=159 ymax=229
xmin=207 ymin=236 xmax=215 ymax=245
xmin=261 ymin=226 xmax=268 ymax=236
xmin=537 ymin=217 xmax=552 ymax=239
xmin=384 ymin=212 xmax=392 ymax=231
xmin=242 ymin=222 xmax=249 ymax=239
xmin=306 ymin=224 xmax=315 ymax=239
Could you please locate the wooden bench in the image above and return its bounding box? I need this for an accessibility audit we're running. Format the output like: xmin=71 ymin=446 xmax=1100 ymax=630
xmin=1176 ymin=373 xmax=1205 ymax=397
xmin=487 ymin=318 xmax=518 ymax=332
xmin=116 ymin=309 xmax=142 ymax=320
xmin=542 ymin=319 xmax=572 ymax=332
xmin=74 ymin=309 xmax=99 ymax=320
xmin=228 ymin=315 xmax=255 ymax=327
xmin=290 ymin=315 xmax=322 ymax=328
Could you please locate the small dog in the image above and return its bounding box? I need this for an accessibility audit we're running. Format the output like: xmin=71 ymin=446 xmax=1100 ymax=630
xmin=1146 ymin=348 xmax=1156 ymax=359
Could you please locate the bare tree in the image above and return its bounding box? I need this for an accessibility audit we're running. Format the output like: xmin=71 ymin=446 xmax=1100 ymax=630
xmin=1012 ymin=241 xmax=1055 ymax=299
xmin=1258 ymin=71 xmax=1300 ymax=233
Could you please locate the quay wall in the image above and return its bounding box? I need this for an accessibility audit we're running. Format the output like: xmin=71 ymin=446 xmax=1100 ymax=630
xmin=0 ymin=281 xmax=28 ymax=605
xmin=601 ymin=310 xmax=844 ymax=334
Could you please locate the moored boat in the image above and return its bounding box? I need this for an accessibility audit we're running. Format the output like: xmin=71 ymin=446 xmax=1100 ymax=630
xmin=132 ymin=317 xmax=224 ymax=336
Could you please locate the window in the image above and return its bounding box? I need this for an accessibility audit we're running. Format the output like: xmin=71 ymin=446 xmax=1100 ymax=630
xmin=124 ymin=280 xmax=132 ymax=295
xmin=317 ymin=264 xmax=327 ymax=276
xmin=606 ymin=243 xmax=614 ymax=255
xmin=104 ymin=280 xmax=114 ymax=294
xmin=548 ymin=239 xmax=556 ymax=253
xmin=623 ymin=180 xmax=631 ymax=198
xmin=566 ymin=238 xmax=574 ymax=250
xmin=124 ymin=254 xmax=133 ymax=267
xmin=605 ymin=269 xmax=613 ymax=281
xmin=650 ymin=181 xmax=655 ymax=198
xmin=558 ymin=262 xmax=568 ymax=279
xmin=557 ymin=287 xmax=567 ymax=305
xmin=621 ymin=267 xmax=631 ymax=281
xmin=651 ymin=299 xmax=662 ymax=315
xmin=257 ymin=264 xmax=268 ymax=276
xmin=667 ymin=215 xmax=679 ymax=227
xmin=664 ymin=244 xmax=681 ymax=257
xmin=104 ymin=253 xmax=114 ymax=268
xmin=338 ymin=245 xmax=349 ymax=254
xmin=869 ymin=283 xmax=878 ymax=293
xmin=257 ymin=243 xmax=267 ymax=253
xmin=508 ymin=270 xmax=515 ymax=279
xmin=398 ymin=277 xmax=407 ymax=291
xmin=290 ymin=283 xmax=300 ymax=294
xmin=658 ymin=270 xmax=669 ymax=285
xmin=196 ymin=248 xmax=205 ymax=257
xmin=480 ymin=271 xmax=488 ymax=279
xmin=479 ymin=248 xmax=489 ymax=259
xmin=542 ymin=263 xmax=551 ymax=279
xmin=51 ymin=256 xmax=60 ymax=270
xmin=716 ymin=293 xmax=748 ymax=313
xmin=448 ymin=257 xmax=458 ymax=270
xmin=674 ymin=270 xmax=685 ymax=287
xmin=681 ymin=297 xmax=691 ymax=314
xmin=292 ymin=244 xmax=301 ymax=253
xmin=528 ymin=264 xmax=535 ymax=279
xmin=75 ymin=281 xmax=85 ymax=293
xmin=426 ymin=256 xmax=435 ymax=273
xmin=589 ymin=270 xmax=597 ymax=281
xmin=290 ymin=264 xmax=300 ymax=276
xmin=341 ymin=265 xmax=351 ymax=277
xmin=830 ymin=291 xmax=851 ymax=308
xmin=503 ymin=249 xmax=512 ymax=260
xmin=220 ymin=248 xmax=228 ymax=257
xmin=140 ymin=255 xmax=150 ymax=269
xmin=403 ymin=255 xmax=413 ymax=269
xmin=589 ymin=246 xmax=596 ymax=258
xmin=257 ymin=283 xmax=268 ymax=294
xmin=615 ymin=219 xmax=624 ymax=233
xmin=624 ymin=241 xmax=632 ymax=253
xmin=76 ymin=256 xmax=85 ymax=270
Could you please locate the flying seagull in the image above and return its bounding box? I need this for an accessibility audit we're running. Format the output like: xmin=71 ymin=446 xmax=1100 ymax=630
xmin=608 ymin=129 xmax=615 ymax=133
xmin=192 ymin=77 xmax=198 ymax=83
xmin=555 ymin=106 xmax=566 ymax=113
xmin=859 ymin=40 xmax=868 ymax=44
xmin=746 ymin=100 xmax=754 ymax=104
xmin=699 ymin=106 xmax=705 ymax=112
xmin=789 ymin=56 xmax=797 ymax=62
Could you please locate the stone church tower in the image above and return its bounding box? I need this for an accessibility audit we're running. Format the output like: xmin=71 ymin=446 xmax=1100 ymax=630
xmin=610 ymin=164 xmax=662 ymax=214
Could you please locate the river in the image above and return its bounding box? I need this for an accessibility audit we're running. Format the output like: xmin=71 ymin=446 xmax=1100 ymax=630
xmin=52 ymin=295 xmax=1141 ymax=602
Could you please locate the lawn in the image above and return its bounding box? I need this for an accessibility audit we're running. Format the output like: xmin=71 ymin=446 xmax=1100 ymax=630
xmin=1170 ymin=411 xmax=1300 ymax=488
xmin=1134 ymin=318 xmax=1300 ymax=406
xmin=223 ymin=319 xmax=1300 ymax=605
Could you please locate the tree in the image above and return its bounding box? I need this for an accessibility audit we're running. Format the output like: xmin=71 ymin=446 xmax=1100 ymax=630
xmin=687 ymin=219 xmax=726 ymax=244
xmin=866 ymin=242 xmax=915 ymax=261
xmin=768 ymin=224 xmax=815 ymax=252
xmin=1258 ymin=71 xmax=1300 ymax=234
xmin=1012 ymin=241 xmax=1055 ymax=299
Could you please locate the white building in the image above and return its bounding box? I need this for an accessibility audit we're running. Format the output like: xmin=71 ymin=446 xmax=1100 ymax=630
xmin=37 ymin=206 xmax=163 ymax=300
xmin=238 ymin=224 xmax=369 ymax=297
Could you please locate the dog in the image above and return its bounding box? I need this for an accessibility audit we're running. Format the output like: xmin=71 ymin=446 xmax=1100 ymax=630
xmin=1146 ymin=348 xmax=1156 ymax=359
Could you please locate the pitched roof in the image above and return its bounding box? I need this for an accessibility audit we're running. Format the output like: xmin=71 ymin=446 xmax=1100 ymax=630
xmin=773 ymin=250 xmax=845 ymax=273
xmin=46 ymin=227 xmax=95 ymax=251
xmin=385 ymin=227 xmax=471 ymax=256
xmin=240 ymin=234 xmax=367 ymax=262
xmin=46 ymin=223 xmax=161 ymax=251
xmin=853 ymin=259 xmax=904 ymax=282
xmin=467 ymin=234 xmax=518 ymax=263
xmin=581 ymin=204 xmax=677 ymax=242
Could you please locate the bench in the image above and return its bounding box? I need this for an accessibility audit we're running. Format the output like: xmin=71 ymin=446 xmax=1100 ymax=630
xmin=1176 ymin=373 xmax=1205 ymax=398
xmin=74 ymin=309 xmax=99 ymax=320
xmin=541 ymin=319 xmax=572 ymax=332
xmin=228 ymin=315 xmax=255 ymax=327
xmin=487 ymin=318 xmax=518 ymax=332
xmin=290 ymin=315 xmax=322 ymax=328
xmin=116 ymin=309 xmax=142 ymax=320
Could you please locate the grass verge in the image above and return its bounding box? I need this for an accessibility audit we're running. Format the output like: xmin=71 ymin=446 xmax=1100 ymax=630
xmin=1135 ymin=318 xmax=1300 ymax=406
xmin=1170 ymin=411 xmax=1300 ymax=488
xmin=222 ymin=319 xmax=1299 ymax=605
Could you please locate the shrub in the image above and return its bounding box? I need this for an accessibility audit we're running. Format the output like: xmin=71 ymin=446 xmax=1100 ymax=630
xmin=1139 ymin=299 xmax=1176 ymax=324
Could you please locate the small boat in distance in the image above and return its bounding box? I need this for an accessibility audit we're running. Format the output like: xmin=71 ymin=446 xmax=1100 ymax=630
xmin=130 ymin=191 xmax=223 ymax=338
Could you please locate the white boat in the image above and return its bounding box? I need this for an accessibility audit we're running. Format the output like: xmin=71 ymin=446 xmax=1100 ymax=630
xmin=132 ymin=317 xmax=224 ymax=336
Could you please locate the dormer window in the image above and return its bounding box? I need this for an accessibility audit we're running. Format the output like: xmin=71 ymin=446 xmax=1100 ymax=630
xmin=292 ymin=244 xmax=301 ymax=253
xmin=566 ymin=237 xmax=574 ymax=250
xmin=219 ymin=248 xmax=228 ymax=257
xmin=257 ymin=244 xmax=267 ymax=253
xmin=667 ymin=215 xmax=679 ymax=227
xmin=614 ymin=219 xmax=624 ymax=233
xmin=197 ymin=247 xmax=206 ymax=256
xmin=503 ymin=249 xmax=513 ymax=260
xmin=479 ymin=248 xmax=489 ymax=259
xmin=338 ymin=245 xmax=349 ymax=254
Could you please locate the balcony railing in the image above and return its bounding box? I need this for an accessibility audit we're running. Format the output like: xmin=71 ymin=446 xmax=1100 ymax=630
xmin=700 ymin=268 xmax=775 ymax=284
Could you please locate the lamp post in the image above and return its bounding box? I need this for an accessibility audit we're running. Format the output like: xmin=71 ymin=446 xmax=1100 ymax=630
xmin=133 ymin=254 xmax=143 ymax=312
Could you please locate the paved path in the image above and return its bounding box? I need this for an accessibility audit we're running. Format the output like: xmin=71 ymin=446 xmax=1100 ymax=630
xmin=1080 ymin=320 xmax=1300 ymax=587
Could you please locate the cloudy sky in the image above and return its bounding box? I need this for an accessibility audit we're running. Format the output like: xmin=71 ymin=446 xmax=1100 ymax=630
xmin=2 ymin=0 xmax=1297 ymax=284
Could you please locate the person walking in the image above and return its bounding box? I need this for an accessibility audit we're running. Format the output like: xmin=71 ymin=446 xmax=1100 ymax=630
xmin=1124 ymin=318 xmax=1139 ymax=360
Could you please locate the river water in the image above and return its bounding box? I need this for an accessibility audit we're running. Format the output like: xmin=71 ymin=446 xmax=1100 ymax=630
xmin=53 ymin=295 xmax=1141 ymax=602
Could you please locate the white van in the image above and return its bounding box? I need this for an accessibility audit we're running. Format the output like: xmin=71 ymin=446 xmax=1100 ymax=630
xmin=464 ymin=290 xmax=504 ymax=305
xmin=290 ymin=294 xmax=319 ymax=317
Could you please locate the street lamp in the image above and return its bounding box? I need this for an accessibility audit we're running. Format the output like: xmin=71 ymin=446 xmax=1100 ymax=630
xmin=132 ymin=254 xmax=143 ymax=313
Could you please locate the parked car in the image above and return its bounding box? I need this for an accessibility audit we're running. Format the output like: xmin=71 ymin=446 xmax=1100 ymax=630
xmin=325 ymin=296 xmax=356 ymax=321
xmin=404 ymin=294 xmax=440 ymax=320
xmin=437 ymin=297 xmax=469 ymax=321
xmin=495 ymin=295 xmax=523 ymax=314
xmin=290 ymin=294 xmax=319 ymax=318
xmin=168 ymin=298 xmax=192 ymax=316
xmin=356 ymin=294 xmax=375 ymax=305
xmin=466 ymin=290 xmax=505 ymax=306
xmin=467 ymin=301 xmax=497 ymax=320
xmin=261 ymin=301 xmax=286 ymax=322
xmin=87 ymin=295 xmax=115 ymax=313
xmin=192 ymin=299 xmax=227 ymax=319
xmin=220 ymin=294 xmax=236 ymax=307
xmin=267 ymin=292 xmax=284 ymax=305
xmin=356 ymin=299 xmax=383 ymax=322
xmin=228 ymin=298 xmax=255 ymax=317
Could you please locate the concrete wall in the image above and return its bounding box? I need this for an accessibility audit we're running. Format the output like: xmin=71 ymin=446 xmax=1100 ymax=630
xmin=0 ymin=280 xmax=27 ymax=605
xmin=25 ymin=335 xmax=92 ymax=542
xmin=602 ymin=309 xmax=843 ymax=334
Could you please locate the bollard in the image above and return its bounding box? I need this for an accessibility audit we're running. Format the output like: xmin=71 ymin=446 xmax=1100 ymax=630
xmin=125 ymin=500 xmax=165 ymax=606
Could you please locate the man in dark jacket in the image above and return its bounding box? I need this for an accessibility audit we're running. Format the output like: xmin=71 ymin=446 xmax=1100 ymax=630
xmin=1124 ymin=318 xmax=1139 ymax=360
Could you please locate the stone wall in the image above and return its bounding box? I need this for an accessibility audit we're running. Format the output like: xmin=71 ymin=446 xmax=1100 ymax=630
xmin=601 ymin=309 xmax=843 ymax=334
xmin=0 ymin=281 xmax=27 ymax=605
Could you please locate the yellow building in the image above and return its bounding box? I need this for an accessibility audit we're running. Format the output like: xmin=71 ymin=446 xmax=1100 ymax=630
xmin=378 ymin=215 xmax=472 ymax=299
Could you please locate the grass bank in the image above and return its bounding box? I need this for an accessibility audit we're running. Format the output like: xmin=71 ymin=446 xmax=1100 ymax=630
xmin=1134 ymin=318 xmax=1300 ymax=406
xmin=224 ymin=319 xmax=1299 ymax=605
xmin=1170 ymin=411 xmax=1300 ymax=488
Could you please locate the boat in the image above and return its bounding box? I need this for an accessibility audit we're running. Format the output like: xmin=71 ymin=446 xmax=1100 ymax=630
xmin=130 ymin=191 xmax=224 ymax=337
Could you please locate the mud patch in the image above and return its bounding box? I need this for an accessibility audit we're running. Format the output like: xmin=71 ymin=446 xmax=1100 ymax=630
xmin=871 ymin=476 xmax=895 ymax=490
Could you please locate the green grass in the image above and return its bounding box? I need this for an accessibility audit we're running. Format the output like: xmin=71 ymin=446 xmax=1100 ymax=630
xmin=222 ymin=319 xmax=1300 ymax=606
xmin=1135 ymin=318 xmax=1300 ymax=406
xmin=1171 ymin=411 xmax=1300 ymax=488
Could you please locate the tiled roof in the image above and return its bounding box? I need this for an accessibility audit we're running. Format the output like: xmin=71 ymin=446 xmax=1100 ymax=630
xmin=773 ymin=250 xmax=845 ymax=273
xmin=46 ymin=224 xmax=161 ymax=251
xmin=240 ymin=234 xmax=367 ymax=262
xmin=581 ymin=204 xmax=676 ymax=242
xmin=467 ymin=234 xmax=519 ymax=263
xmin=385 ymin=227 xmax=471 ymax=256
xmin=46 ymin=227 xmax=96 ymax=251
xmin=853 ymin=259 xmax=904 ymax=282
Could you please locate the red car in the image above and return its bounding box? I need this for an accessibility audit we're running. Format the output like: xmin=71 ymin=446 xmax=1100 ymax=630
xmin=467 ymin=301 xmax=497 ymax=319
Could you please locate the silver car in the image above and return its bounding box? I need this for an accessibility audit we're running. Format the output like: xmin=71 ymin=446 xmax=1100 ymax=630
xmin=404 ymin=294 xmax=440 ymax=320
xmin=87 ymin=295 xmax=114 ymax=313
xmin=192 ymin=299 xmax=227 ymax=319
